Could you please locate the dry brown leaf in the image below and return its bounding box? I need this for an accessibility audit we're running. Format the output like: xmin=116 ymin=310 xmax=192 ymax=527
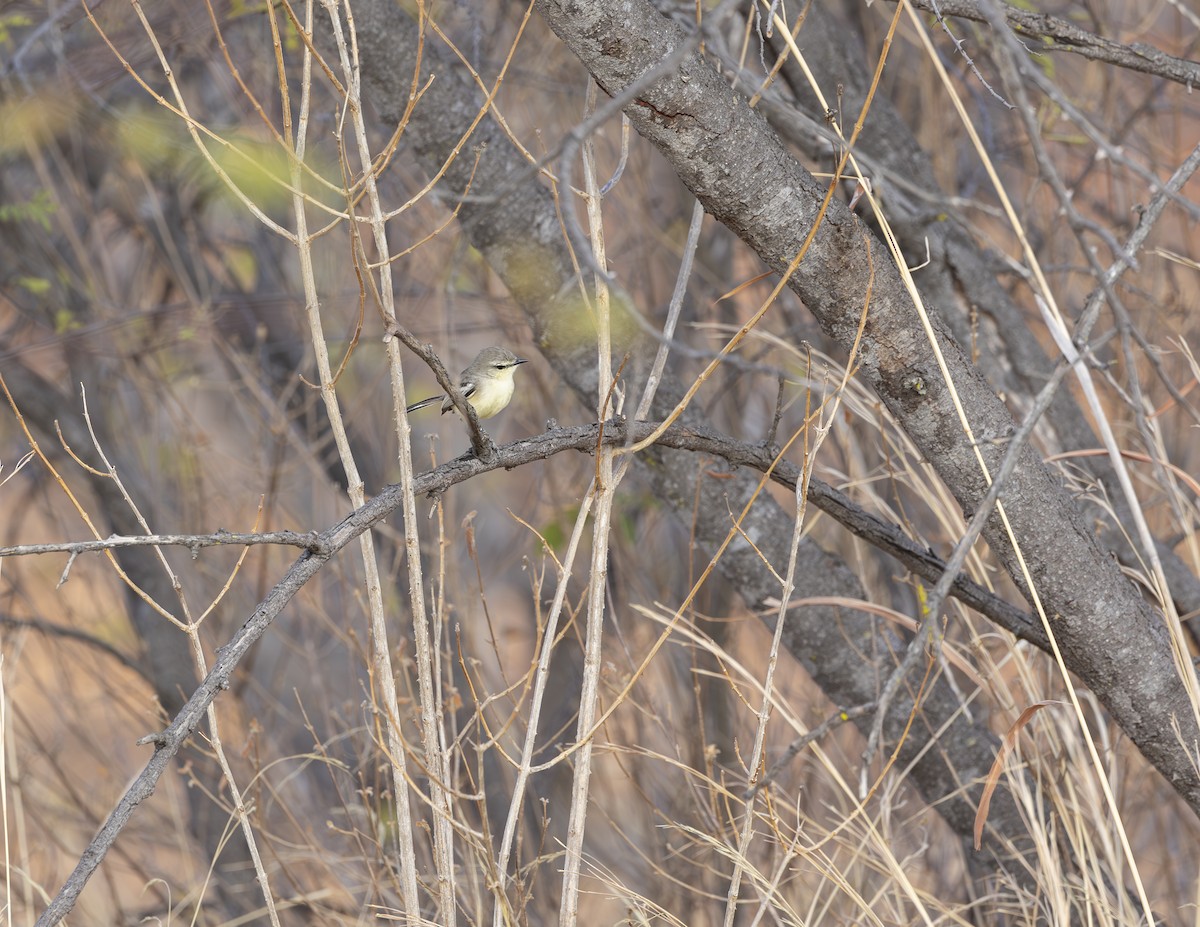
xmin=974 ymin=700 xmax=1065 ymax=850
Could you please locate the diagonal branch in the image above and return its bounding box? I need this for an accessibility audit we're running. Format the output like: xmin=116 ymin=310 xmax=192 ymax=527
xmin=904 ymin=0 xmax=1200 ymax=89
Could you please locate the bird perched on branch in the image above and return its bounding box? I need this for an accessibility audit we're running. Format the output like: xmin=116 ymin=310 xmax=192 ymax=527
xmin=405 ymin=346 xmax=528 ymax=420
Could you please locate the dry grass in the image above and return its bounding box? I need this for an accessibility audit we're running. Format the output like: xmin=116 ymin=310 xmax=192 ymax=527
xmin=2 ymin=0 xmax=1200 ymax=925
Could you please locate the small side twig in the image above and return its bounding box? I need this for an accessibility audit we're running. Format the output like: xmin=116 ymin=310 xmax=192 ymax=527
xmin=764 ymin=373 xmax=787 ymax=450
xmin=745 ymin=701 xmax=877 ymax=798
xmin=927 ymin=0 xmax=1013 ymax=107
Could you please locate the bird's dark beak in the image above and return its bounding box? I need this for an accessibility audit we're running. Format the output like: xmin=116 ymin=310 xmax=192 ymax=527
xmin=515 ymin=357 xmax=529 ymax=365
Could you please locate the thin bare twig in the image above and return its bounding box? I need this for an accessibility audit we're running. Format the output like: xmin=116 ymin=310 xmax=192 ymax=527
xmin=903 ymin=0 xmax=1200 ymax=89
xmin=0 ymin=531 xmax=321 ymax=560
xmin=632 ymin=197 xmax=706 ymax=423
xmin=746 ymin=701 xmax=877 ymax=798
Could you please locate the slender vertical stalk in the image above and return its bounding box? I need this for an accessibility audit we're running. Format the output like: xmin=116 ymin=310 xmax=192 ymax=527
xmin=558 ymin=79 xmax=620 ymax=927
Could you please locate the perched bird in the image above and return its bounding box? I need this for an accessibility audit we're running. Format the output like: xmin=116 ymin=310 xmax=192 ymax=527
xmin=405 ymin=346 xmax=528 ymax=420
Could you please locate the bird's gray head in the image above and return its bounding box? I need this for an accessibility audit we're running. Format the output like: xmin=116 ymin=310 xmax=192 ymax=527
xmin=470 ymin=346 xmax=527 ymax=373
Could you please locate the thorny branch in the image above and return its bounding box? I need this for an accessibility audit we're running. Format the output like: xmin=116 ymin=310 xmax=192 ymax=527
xmin=905 ymin=0 xmax=1200 ymax=89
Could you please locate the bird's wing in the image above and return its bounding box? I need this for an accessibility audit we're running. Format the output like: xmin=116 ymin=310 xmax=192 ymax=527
xmin=439 ymin=378 xmax=478 ymax=414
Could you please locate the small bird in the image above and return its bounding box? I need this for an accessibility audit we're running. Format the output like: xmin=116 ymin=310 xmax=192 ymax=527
xmin=405 ymin=346 xmax=528 ymax=420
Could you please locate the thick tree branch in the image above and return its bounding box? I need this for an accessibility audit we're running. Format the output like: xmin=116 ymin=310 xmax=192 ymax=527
xmin=749 ymin=3 xmax=1200 ymax=623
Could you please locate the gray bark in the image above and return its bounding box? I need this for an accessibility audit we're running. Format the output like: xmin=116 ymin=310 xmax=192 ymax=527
xmin=530 ymin=0 xmax=1200 ymax=814
xmin=753 ymin=0 xmax=1200 ymax=624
